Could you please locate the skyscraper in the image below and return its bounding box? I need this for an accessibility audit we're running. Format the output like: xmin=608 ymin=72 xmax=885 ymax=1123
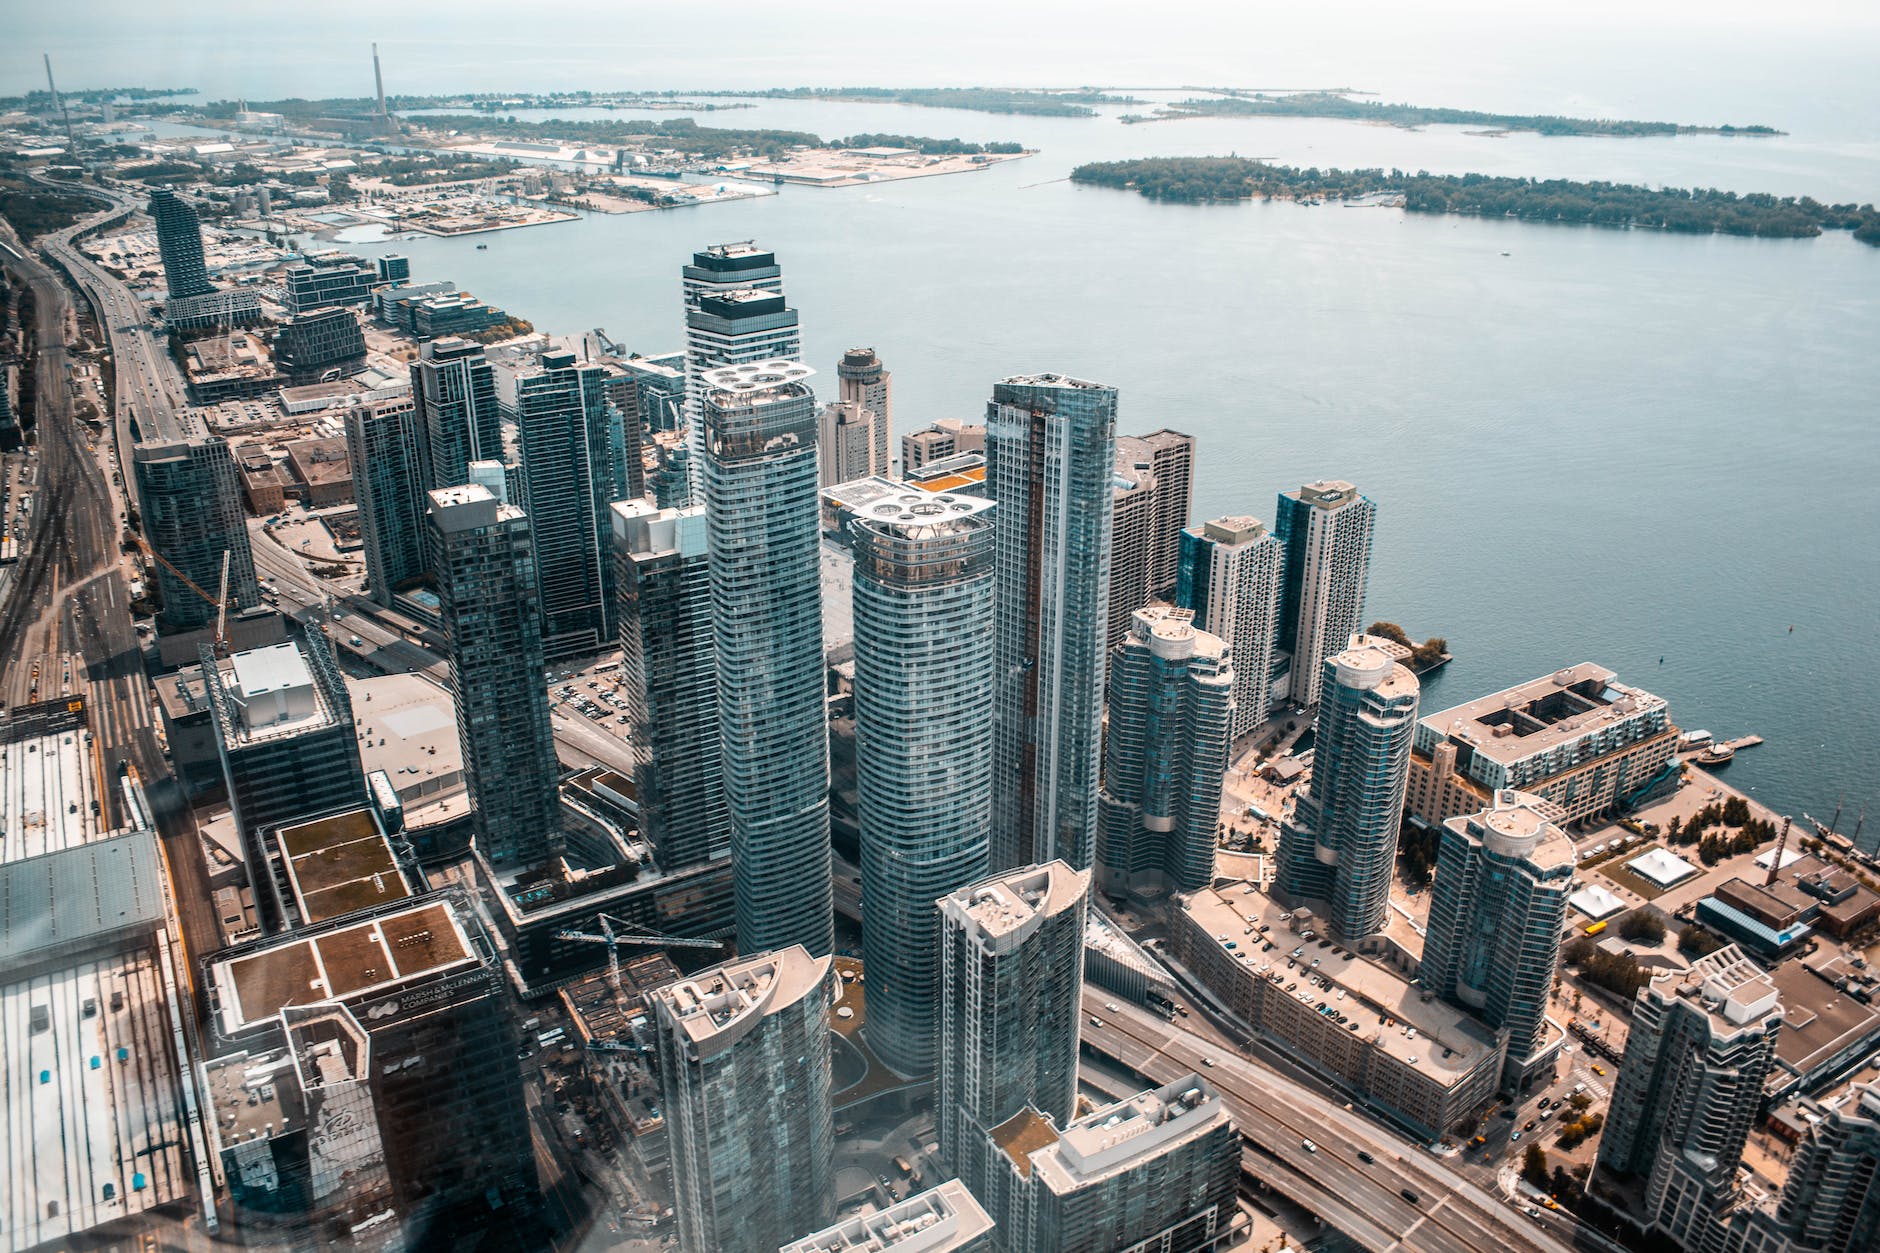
xmin=411 ymin=337 xmax=502 ymax=493
xmin=148 ymin=186 xmax=214 ymax=300
xmin=818 ymin=400 xmax=881 ymax=488
xmin=681 ymin=242 xmax=800 ymax=502
xmin=427 ymin=484 xmax=562 ymax=868
xmin=514 ymin=349 xmax=620 ymax=658
xmin=851 ymin=485 xmax=998 ymax=1076
xmin=1597 ymin=946 xmax=1783 ymax=1251
xmin=343 ymin=393 xmax=428 ymax=607
xmin=987 ymin=375 xmax=1117 ymax=873
xmin=837 ymin=347 xmax=892 ymax=474
xmin=984 ymin=1075 xmax=1238 ymax=1253
xmin=1177 ymin=515 xmax=1285 ymax=738
xmin=1420 ymin=790 xmax=1575 ymax=1089
xmin=1107 ymin=446 xmax=1157 ymax=654
xmin=1135 ymin=429 xmax=1196 ymax=599
xmin=202 ymin=636 xmax=367 ymax=930
xmin=1274 ymin=480 xmax=1376 ymax=707
xmin=610 ymin=499 xmax=728 ymax=870
xmin=1770 ymin=1083 xmax=1880 ymax=1253
xmin=937 ymin=861 xmax=1090 ymax=1202
xmin=650 ymin=946 xmax=837 ymax=1253
xmin=1097 ymin=606 xmax=1234 ymax=902
xmin=699 ymin=361 xmax=833 ymax=957
xmin=132 ymin=432 xmax=261 ymax=633
xmin=1274 ymin=637 xmax=1419 ymax=940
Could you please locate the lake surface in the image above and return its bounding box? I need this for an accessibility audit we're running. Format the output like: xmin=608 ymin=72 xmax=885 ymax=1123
xmin=18 ymin=4 xmax=1880 ymax=830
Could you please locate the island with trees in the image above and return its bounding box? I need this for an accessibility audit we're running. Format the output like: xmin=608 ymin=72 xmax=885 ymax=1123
xmin=1070 ymin=156 xmax=1880 ymax=246
xmin=703 ymin=86 xmax=1138 ymax=117
xmin=1123 ymin=90 xmax=1781 ymax=137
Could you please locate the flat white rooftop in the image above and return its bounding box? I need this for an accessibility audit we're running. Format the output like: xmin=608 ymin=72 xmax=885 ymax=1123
xmin=0 ymin=952 xmax=189 ymax=1251
xmin=351 ymin=673 xmax=465 ymax=823
xmin=779 ymin=1178 xmax=995 ymax=1251
xmin=1628 ymin=848 xmax=1700 ymax=888
xmin=1 ymin=727 xmax=107 ymax=865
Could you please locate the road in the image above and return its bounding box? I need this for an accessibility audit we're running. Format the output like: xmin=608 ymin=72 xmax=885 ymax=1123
xmin=1080 ymin=994 xmax=1575 ymax=1253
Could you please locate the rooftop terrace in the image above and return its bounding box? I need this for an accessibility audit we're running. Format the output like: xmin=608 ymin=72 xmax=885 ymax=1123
xmin=1418 ymin=663 xmax=1669 ymax=767
xmin=277 ymin=807 xmax=410 ymax=926
xmin=650 ymin=944 xmax=827 ymax=1056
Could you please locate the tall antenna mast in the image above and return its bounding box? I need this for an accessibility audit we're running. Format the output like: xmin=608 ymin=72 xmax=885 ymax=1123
xmin=372 ymin=43 xmax=388 ymax=119
xmin=43 ymin=54 xmax=78 ymax=156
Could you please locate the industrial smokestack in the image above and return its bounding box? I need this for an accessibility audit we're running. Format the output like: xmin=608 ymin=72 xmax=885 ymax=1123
xmin=372 ymin=43 xmax=387 ymax=118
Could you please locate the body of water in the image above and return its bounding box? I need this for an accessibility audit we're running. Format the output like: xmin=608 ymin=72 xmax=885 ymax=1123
xmin=14 ymin=5 xmax=1880 ymax=829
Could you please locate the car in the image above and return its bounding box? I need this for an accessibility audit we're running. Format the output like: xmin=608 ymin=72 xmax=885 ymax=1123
xmin=1573 ymin=1082 xmax=1587 ymax=1094
xmin=1511 ymin=1130 xmax=1522 ymax=1142
xmin=1300 ymin=1139 xmax=1317 ymax=1153
xmin=1357 ymin=1150 xmax=1375 ymax=1164
xmin=1524 ymin=1120 xmax=1537 ymax=1131
xmin=1088 ymin=1017 xmax=1103 ymax=1028
xmin=1400 ymin=1189 xmax=1419 ymax=1204
xmin=1592 ymin=1065 xmax=1606 ymax=1076
xmin=1105 ymin=1002 xmax=1120 ymax=1012
xmin=1202 ymin=1057 xmax=1216 ymax=1068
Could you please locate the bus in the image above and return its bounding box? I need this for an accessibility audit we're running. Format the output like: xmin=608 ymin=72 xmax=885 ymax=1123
xmin=1584 ymin=920 xmax=1608 ymax=936
xmin=593 ymin=660 xmax=620 ymax=674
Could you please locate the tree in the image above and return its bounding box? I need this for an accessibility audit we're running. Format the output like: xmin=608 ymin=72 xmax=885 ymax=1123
xmin=1523 ymin=1144 xmax=1549 ymax=1186
xmin=1367 ymin=621 xmax=1412 ymax=648
xmin=1678 ymin=924 xmax=1727 ymax=958
xmin=1618 ymin=908 xmax=1667 ymax=944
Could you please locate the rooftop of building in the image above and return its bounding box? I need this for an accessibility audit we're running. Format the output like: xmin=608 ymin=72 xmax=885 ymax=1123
xmin=0 ymin=831 xmax=168 ymax=971
xmin=1194 ymin=515 xmax=1272 ymax=546
xmin=1 ymin=716 xmax=109 ymax=865
xmin=217 ymin=640 xmax=341 ymax=744
xmin=562 ymin=952 xmax=680 ymax=1046
xmin=283 ymin=436 xmax=352 ymax=485
xmin=995 ymin=372 xmax=1112 ymax=393
xmin=686 ymin=240 xmax=775 ymax=270
xmin=1 ymin=948 xmax=189 ymax=1248
xmin=1446 ymin=790 xmax=1576 ymax=870
xmin=700 ymin=358 xmax=815 ymax=399
xmin=610 ymin=498 xmax=708 ymax=561
xmin=1028 ymin=1075 xmax=1228 ymax=1193
xmin=276 ymin=807 xmax=410 ymax=926
xmin=649 ymin=944 xmax=828 ymax=1055
xmin=1418 ymin=663 xmax=1670 ymax=765
xmin=989 ymin=1105 xmax=1062 ymax=1177
xmin=827 ymin=475 xmax=996 ymax=538
xmin=1182 ymin=883 xmax=1502 ymax=1083
xmin=1125 ymin=605 xmax=1227 ymax=664
xmin=1329 ymin=639 xmax=1419 ymax=701
xmin=427 ymin=482 xmax=523 ymax=532
xmin=942 ymin=861 xmax=1089 ymax=947
xmin=1648 ymin=944 xmax=1782 ymax=1030
xmin=1288 ymin=479 xmax=1362 ymax=508
xmin=779 ymin=1178 xmax=994 ymax=1252
xmin=1768 ymin=959 xmax=1880 ymax=1085
xmin=349 ymin=672 xmax=466 ymax=826
xmin=211 ymin=898 xmax=477 ymax=1036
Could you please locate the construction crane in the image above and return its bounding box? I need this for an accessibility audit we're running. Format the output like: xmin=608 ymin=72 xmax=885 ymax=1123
xmin=125 ymin=533 xmax=234 ymax=650
xmin=554 ymin=913 xmax=722 ymax=994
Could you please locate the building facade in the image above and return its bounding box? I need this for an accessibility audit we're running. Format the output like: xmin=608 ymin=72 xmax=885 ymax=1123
xmin=699 ymin=362 xmax=833 ymax=957
xmin=283 ymin=252 xmax=380 ymax=314
xmin=1770 ymin=1083 xmax=1880 ymax=1253
xmin=1406 ymin=663 xmax=1678 ymax=830
xmin=650 ymin=946 xmax=837 ymax=1253
xmin=1107 ymin=446 xmax=1157 ymax=655
xmin=343 ymin=394 xmax=428 ymax=607
xmin=1597 ymin=946 xmax=1784 ymax=1250
xmin=985 ymin=1076 xmax=1238 ymax=1253
xmin=903 ymin=419 xmax=986 ymax=475
xmin=1176 ymin=515 xmax=1286 ymax=738
xmin=514 ymin=350 xmax=621 ymax=658
xmin=681 ymin=242 xmax=799 ymax=503
xmin=1421 ymin=790 xmax=1575 ymax=1089
xmin=610 ymin=500 xmax=729 ymax=871
xmin=818 ymin=400 xmax=881 ymax=489
xmin=411 ymin=337 xmax=503 ymax=495
xmin=851 ymin=486 xmax=998 ymax=1076
xmin=780 ymin=1179 xmax=996 ymax=1253
xmin=1273 ymin=480 xmax=1376 ymax=708
xmin=148 ymin=186 xmax=214 ymax=300
xmin=987 ymin=375 xmax=1117 ymax=873
xmin=1133 ymin=429 xmax=1196 ymax=600
xmin=937 ymin=862 xmax=1090 ymax=1203
xmin=1097 ymin=606 xmax=1234 ymax=902
xmin=427 ymin=485 xmax=563 ymax=868
xmin=273 ymin=308 xmax=367 ymax=384
xmin=837 ymin=347 xmax=892 ymax=475
xmin=1274 ymin=637 xmax=1419 ymax=941
xmin=132 ymin=432 xmax=262 ymax=633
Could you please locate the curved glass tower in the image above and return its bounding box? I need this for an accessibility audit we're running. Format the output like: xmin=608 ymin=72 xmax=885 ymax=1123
xmin=700 ymin=361 xmax=833 ymax=957
xmin=1275 ymin=635 xmax=1419 ymax=939
xmin=851 ymin=486 xmax=997 ymax=1076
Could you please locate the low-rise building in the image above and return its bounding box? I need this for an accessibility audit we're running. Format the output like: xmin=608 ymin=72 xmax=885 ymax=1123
xmin=1406 ymin=664 xmax=1677 ymax=829
xmin=283 ymin=435 xmax=355 ymax=507
xmin=781 ymin=1179 xmax=997 ymax=1253
xmin=1171 ymin=882 xmax=1505 ymax=1140
xmin=902 ymin=418 xmax=985 ymax=475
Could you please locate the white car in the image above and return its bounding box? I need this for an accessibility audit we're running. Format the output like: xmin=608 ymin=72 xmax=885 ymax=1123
xmin=1300 ymin=1139 xmax=1317 ymax=1153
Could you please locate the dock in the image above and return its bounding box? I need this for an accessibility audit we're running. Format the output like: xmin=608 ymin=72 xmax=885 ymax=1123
xmin=1719 ymin=735 xmax=1764 ymax=751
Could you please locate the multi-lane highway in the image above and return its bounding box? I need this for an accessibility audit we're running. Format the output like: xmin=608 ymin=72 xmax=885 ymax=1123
xmin=1081 ymin=994 xmax=1574 ymax=1253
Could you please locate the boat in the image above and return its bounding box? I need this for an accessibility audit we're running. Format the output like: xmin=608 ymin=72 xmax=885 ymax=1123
xmin=476 ymin=243 xmax=489 ymax=250
xmin=1678 ymin=729 xmax=1714 ymax=750
xmin=1695 ymin=742 xmax=1736 ymax=767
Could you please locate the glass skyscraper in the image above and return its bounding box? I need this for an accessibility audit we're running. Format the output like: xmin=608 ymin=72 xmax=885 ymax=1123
xmin=682 ymin=242 xmax=800 ymax=503
xmin=343 ymin=394 xmax=428 ymax=607
xmin=1273 ymin=480 xmax=1376 ymax=708
xmin=412 ymin=337 xmax=503 ymax=494
xmin=514 ymin=350 xmax=621 ymax=659
xmin=700 ymin=361 xmax=833 ymax=957
xmin=427 ymin=484 xmax=563 ymax=868
xmin=1274 ymin=637 xmax=1419 ymax=940
xmin=148 ymin=186 xmax=214 ymax=300
xmin=851 ymin=485 xmax=997 ymax=1076
xmin=1177 ymin=515 xmax=1285 ymax=737
xmin=986 ymin=375 xmax=1117 ymax=873
xmin=1420 ymin=789 xmax=1575 ymax=1088
xmin=1096 ymin=606 xmax=1235 ymax=901
xmin=131 ymin=432 xmax=261 ymax=633
xmin=610 ymin=499 xmax=729 ymax=870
